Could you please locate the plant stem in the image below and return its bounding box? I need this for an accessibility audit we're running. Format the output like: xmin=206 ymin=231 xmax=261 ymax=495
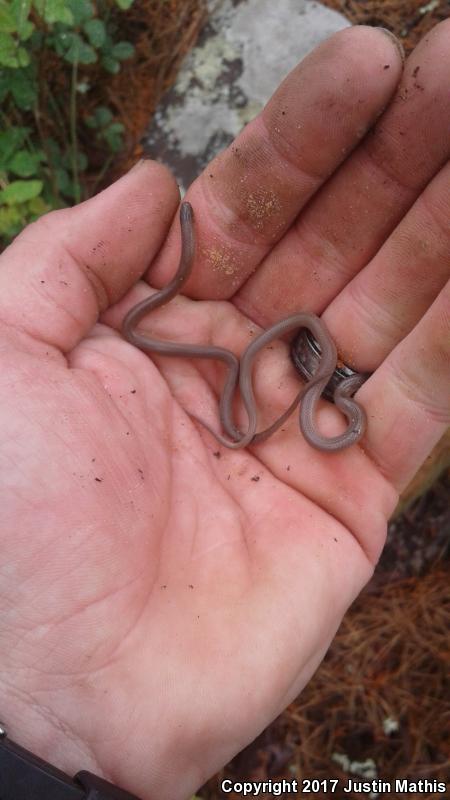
xmin=33 ymin=107 xmax=62 ymax=207
xmin=47 ymin=86 xmax=69 ymax=144
xmin=69 ymin=51 xmax=81 ymax=204
xmin=89 ymin=152 xmax=114 ymax=197
xmin=33 ymin=32 xmax=63 ymax=206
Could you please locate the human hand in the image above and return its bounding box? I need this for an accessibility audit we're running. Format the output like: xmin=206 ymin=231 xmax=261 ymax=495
xmin=0 ymin=23 xmax=449 ymax=800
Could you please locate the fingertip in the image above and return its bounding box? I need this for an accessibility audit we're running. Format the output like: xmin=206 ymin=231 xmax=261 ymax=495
xmin=125 ymin=156 xmax=180 ymax=194
xmin=373 ymin=27 xmax=406 ymax=65
xmin=324 ymin=24 xmax=405 ymax=74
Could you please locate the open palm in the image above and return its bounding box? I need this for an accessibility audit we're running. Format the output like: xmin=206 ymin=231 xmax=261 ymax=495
xmin=1 ymin=24 xmax=449 ymax=800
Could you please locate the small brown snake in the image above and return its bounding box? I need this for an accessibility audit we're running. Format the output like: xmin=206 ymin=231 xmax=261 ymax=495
xmin=122 ymin=202 xmax=367 ymax=451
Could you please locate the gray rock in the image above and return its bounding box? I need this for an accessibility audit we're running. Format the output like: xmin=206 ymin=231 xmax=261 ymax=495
xmin=144 ymin=0 xmax=349 ymax=190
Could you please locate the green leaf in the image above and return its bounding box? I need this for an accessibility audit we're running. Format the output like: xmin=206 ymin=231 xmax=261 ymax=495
xmin=33 ymin=0 xmax=74 ymax=25
xmin=77 ymin=39 xmax=96 ymax=63
xmin=0 ymin=203 xmax=22 ymax=236
xmin=104 ymin=122 xmax=124 ymax=153
xmin=83 ymin=17 xmax=105 ymax=48
xmin=17 ymin=18 xmax=33 ymax=40
xmin=0 ymin=127 xmax=29 ymax=164
xmin=27 ymin=194 xmax=49 ymax=215
xmin=54 ymin=166 xmax=76 ymax=199
xmin=8 ymin=149 xmax=42 ymax=176
xmin=16 ymin=44 xmax=29 ymax=66
xmin=63 ymin=32 xmax=96 ymax=65
xmin=29 ymin=27 xmax=43 ymax=46
xmin=51 ymin=28 xmax=71 ymax=57
xmin=93 ymin=105 xmax=113 ymax=126
xmin=111 ymin=40 xmax=134 ymax=60
xmin=0 ymin=31 xmax=19 ymax=67
xmin=61 ymin=149 xmax=87 ymax=171
xmin=114 ymin=0 xmax=134 ymax=8
xmin=0 ymin=1 xmax=18 ymax=33
xmin=101 ymin=54 xmax=119 ymax=74
xmin=11 ymin=0 xmax=33 ymax=38
xmin=0 ymin=178 xmax=42 ymax=204
xmin=9 ymin=66 xmax=37 ymax=108
xmin=107 ymin=122 xmax=124 ymax=133
xmin=43 ymin=136 xmax=62 ymax=161
xmin=67 ymin=0 xmax=93 ymax=25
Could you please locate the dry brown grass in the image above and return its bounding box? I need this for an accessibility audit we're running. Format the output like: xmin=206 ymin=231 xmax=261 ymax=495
xmin=32 ymin=0 xmax=208 ymax=195
xmin=102 ymin=0 xmax=208 ymax=173
xmin=321 ymin=0 xmax=450 ymax=53
xmin=289 ymin=569 xmax=450 ymax=787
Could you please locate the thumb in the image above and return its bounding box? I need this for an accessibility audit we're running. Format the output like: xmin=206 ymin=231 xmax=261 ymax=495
xmin=0 ymin=160 xmax=179 ymax=353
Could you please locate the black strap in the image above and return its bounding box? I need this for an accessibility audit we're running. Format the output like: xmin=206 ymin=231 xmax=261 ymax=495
xmin=0 ymin=734 xmax=141 ymax=799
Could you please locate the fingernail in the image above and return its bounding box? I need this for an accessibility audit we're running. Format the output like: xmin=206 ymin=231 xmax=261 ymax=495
xmin=376 ymin=27 xmax=405 ymax=65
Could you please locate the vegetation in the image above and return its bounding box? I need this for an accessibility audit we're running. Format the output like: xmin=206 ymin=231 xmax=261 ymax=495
xmin=0 ymin=0 xmax=136 ymax=241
